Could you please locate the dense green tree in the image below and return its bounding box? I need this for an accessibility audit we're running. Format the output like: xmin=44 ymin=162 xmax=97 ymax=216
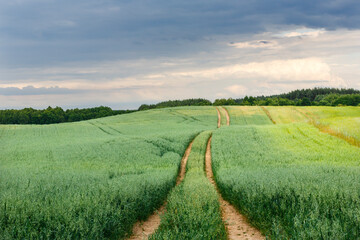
xmin=0 ymin=106 xmax=135 ymax=124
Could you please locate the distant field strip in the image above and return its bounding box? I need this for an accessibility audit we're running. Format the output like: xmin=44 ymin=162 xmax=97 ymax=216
xmin=224 ymin=106 xmax=272 ymax=125
xmin=297 ymin=107 xmax=360 ymax=147
xmin=264 ymin=106 xmax=307 ymax=124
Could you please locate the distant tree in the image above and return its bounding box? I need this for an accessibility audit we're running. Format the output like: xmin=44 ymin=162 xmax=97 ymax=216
xmin=0 ymin=106 xmax=134 ymax=124
xmin=300 ymin=97 xmax=311 ymax=106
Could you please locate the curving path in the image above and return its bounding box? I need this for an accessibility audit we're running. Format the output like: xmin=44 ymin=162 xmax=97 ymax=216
xmin=205 ymin=136 xmax=264 ymax=240
xmin=216 ymin=107 xmax=221 ymax=128
xmin=128 ymin=140 xmax=194 ymax=240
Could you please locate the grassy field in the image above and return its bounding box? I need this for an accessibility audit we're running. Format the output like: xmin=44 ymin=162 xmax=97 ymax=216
xmin=0 ymin=107 xmax=216 ymax=239
xmin=150 ymin=131 xmax=226 ymax=240
xmin=224 ymin=106 xmax=272 ymax=125
xmin=1 ymin=105 xmax=359 ymax=239
xmin=305 ymin=107 xmax=360 ymax=141
xmin=212 ymin=106 xmax=360 ymax=239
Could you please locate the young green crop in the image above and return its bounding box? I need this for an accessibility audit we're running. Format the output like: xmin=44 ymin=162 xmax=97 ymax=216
xmin=1 ymin=105 xmax=360 ymax=239
xmin=304 ymin=106 xmax=360 ymax=141
xmin=224 ymin=106 xmax=272 ymax=125
xmin=0 ymin=107 xmax=217 ymax=239
xmin=150 ymin=131 xmax=227 ymax=240
xmin=212 ymin=122 xmax=360 ymax=239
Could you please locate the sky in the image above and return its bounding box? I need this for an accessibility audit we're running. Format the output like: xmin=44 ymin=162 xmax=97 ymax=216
xmin=1 ymin=0 xmax=360 ymax=109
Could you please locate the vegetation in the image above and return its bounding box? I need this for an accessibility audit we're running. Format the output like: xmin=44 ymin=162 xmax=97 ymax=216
xmin=215 ymin=88 xmax=360 ymax=106
xmin=211 ymin=106 xmax=360 ymax=239
xmin=305 ymin=107 xmax=360 ymax=143
xmin=150 ymin=131 xmax=227 ymax=240
xmin=1 ymin=88 xmax=359 ymax=125
xmin=0 ymin=107 xmax=217 ymax=239
xmin=138 ymin=98 xmax=212 ymax=111
xmin=0 ymin=106 xmax=135 ymax=124
xmin=1 ymin=103 xmax=360 ymax=239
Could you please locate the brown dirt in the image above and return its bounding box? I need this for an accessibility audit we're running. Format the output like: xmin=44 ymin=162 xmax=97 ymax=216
xmin=216 ymin=107 xmax=221 ymax=128
xmin=176 ymin=140 xmax=194 ymax=185
xmin=128 ymin=205 xmax=166 ymax=240
xmin=205 ymin=136 xmax=265 ymax=240
xmin=223 ymin=107 xmax=230 ymax=126
xmin=260 ymin=106 xmax=276 ymax=124
xmin=128 ymin=140 xmax=194 ymax=240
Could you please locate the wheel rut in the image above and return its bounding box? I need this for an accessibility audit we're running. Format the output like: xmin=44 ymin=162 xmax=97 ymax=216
xmin=222 ymin=107 xmax=230 ymax=126
xmin=260 ymin=106 xmax=276 ymax=124
xmin=128 ymin=139 xmax=194 ymax=240
xmin=205 ymin=136 xmax=264 ymax=240
xmin=216 ymin=107 xmax=221 ymax=128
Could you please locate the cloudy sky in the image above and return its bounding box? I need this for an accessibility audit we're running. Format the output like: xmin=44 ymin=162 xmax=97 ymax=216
xmin=1 ymin=0 xmax=360 ymax=109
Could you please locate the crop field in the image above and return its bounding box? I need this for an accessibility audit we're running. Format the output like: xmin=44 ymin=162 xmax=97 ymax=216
xmin=1 ymin=105 xmax=360 ymax=239
xmin=150 ymin=131 xmax=226 ymax=240
xmin=0 ymin=107 xmax=217 ymax=239
xmin=224 ymin=106 xmax=272 ymax=125
xmin=304 ymin=107 xmax=360 ymax=142
xmin=212 ymin=106 xmax=360 ymax=239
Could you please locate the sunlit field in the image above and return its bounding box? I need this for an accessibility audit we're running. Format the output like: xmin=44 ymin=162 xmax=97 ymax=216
xmin=1 ymin=106 xmax=359 ymax=239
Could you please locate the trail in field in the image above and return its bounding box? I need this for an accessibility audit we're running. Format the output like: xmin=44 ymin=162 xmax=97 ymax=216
xmin=260 ymin=106 xmax=276 ymax=124
xmin=216 ymin=107 xmax=221 ymax=128
xmin=128 ymin=140 xmax=194 ymax=240
xmin=222 ymin=107 xmax=230 ymax=126
xmin=205 ymin=136 xmax=264 ymax=240
xmin=177 ymin=140 xmax=194 ymax=184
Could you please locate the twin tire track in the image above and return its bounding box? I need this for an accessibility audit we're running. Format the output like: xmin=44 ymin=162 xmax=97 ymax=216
xmin=216 ymin=106 xmax=230 ymax=127
xmin=129 ymin=140 xmax=194 ymax=240
xmin=206 ymin=136 xmax=264 ymax=240
xmin=128 ymin=107 xmax=263 ymax=239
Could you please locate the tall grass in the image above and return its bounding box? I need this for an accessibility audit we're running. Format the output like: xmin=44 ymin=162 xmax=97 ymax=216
xmin=212 ymin=124 xmax=360 ymax=239
xmin=0 ymin=107 xmax=217 ymax=239
xmin=297 ymin=107 xmax=360 ymax=147
xmin=150 ymin=131 xmax=227 ymax=240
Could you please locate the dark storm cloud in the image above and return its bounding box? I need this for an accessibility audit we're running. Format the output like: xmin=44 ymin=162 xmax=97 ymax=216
xmin=0 ymin=86 xmax=82 ymax=96
xmin=1 ymin=0 xmax=359 ymax=67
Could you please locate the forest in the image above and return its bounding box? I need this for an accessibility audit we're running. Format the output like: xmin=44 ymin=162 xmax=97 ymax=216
xmin=0 ymin=106 xmax=135 ymax=124
xmin=1 ymin=88 xmax=359 ymax=124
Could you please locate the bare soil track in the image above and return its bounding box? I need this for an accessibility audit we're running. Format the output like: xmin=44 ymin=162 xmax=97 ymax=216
xmin=260 ymin=106 xmax=276 ymax=124
xmin=128 ymin=140 xmax=194 ymax=240
xmin=223 ymin=107 xmax=230 ymax=126
xmin=205 ymin=136 xmax=264 ymax=240
xmin=216 ymin=107 xmax=221 ymax=128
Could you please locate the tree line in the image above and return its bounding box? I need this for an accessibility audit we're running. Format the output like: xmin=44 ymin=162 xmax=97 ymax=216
xmin=0 ymin=106 xmax=135 ymax=124
xmin=138 ymin=98 xmax=212 ymax=111
xmin=1 ymin=88 xmax=359 ymax=124
xmin=213 ymin=88 xmax=360 ymax=106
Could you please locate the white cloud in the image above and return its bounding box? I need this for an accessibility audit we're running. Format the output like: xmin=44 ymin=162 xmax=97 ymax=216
xmin=1 ymin=28 xmax=359 ymax=108
xmin=225 ymin=85 xmax=248 ymax=95
xmin=168 ymin=58 xmax=346 ymax=87
xmin=229 ymin=40 xmax=278 ymax=49
xmin=278 ymin=28 xmax=325 ymax=38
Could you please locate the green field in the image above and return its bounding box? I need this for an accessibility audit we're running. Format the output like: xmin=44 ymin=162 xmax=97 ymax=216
xmin=1 ymin=106 xmax=360 ymax=239
xmin=0 ymin=107 xmax=216 ymax=239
